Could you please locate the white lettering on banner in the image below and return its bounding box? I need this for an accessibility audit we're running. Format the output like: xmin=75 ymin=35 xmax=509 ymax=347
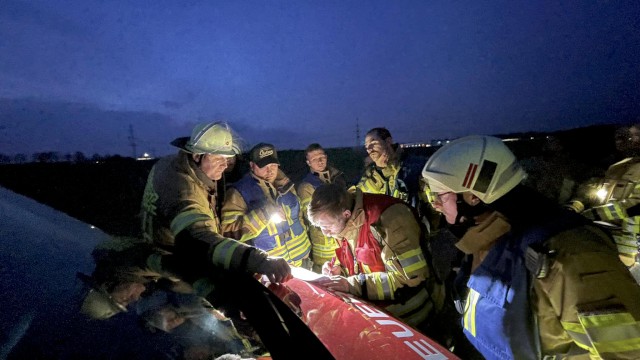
xmin=404 ymin=340 xmax=448 ymax=360
xmin=348 ymin=297 xmax=447 ymax=359
xmin=259 ymin=148 xmax=274 ymax=158
xmin=353 ymin=302 xmax=387 ymax=318
xmin=376 ymin=319 xmax=413 ymax=338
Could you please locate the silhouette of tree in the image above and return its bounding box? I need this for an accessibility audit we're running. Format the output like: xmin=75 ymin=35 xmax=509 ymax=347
xmin=74 ymin=151 xmax=86 ymax=163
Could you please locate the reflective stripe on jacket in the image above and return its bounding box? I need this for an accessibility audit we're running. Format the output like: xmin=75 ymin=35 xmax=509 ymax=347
xmin=339 ymin=190 xmax=444 ymax=327
xmin=140 ymin=153 xmax=267 ymax=271
xmin=297 ymin=167 xmax=345 ymax=266
xmin=222 ymin=173 xmax=311 ymax=267
xmin=459 ymin=209 xmax=640 ymax=359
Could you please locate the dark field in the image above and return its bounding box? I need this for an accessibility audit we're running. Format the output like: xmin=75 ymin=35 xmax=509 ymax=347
xmin=0 ymin=124 xmax=624 ymax=237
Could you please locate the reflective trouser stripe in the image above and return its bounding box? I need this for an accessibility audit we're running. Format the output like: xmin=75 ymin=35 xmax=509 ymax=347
xmin=171 ymin=210 xmax=213 ymax=236
xmin=577 ymin=312 xmax=640 ymax=354
xmin=463 ymin=289 xmax=480 ymax=337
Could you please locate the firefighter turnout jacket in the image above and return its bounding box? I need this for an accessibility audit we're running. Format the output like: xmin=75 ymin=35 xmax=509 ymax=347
xmin=140 ymin=152 xmax=270 ymax=273
xmin=578 ymin=157 xmax=640 ymax=276
xmin=454 ymin=210 xmax=640 ymax=359
xmin=333 ymin=189 xmax=445 ymax=328
xmin=351 ymin=146 xmax=425 ymax=207
xmin=221 ymin=171 xmax=311 ymax=267
xmin=297 ymin=166 xmax=346 ymax=270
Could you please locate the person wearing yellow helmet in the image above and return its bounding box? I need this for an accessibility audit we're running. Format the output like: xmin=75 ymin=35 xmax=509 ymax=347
xmin=422 ymin=135 xmax=640 ymax=360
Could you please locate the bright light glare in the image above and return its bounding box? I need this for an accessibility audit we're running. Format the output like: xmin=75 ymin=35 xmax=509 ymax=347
xmin=270 ymin=213 xmax=284 ymax=224
xmin=596 ymin=188 xmax=608 ymax=201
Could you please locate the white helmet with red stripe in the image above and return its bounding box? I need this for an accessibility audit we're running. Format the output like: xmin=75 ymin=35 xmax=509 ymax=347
xmin=421 ymin=135 xmax=527 ymax=204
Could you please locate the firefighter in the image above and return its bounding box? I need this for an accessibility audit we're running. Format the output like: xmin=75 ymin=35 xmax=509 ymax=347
xmin=568 ymin=124 xmax=640 ymax=284
xmin=140 ymin=122 xmax=291 ymax=284
xmin=221 ymin=143 xmax=312 ymax=268
xmin=351 ymin=127 xmax=426 ymax=208
xmin=422 ymin=135 xmax=640 ymax=359
xmin=307 ymin=183 xmax=445 ymax=334
xmin=297 ymin=143 xmax=346 ymax=272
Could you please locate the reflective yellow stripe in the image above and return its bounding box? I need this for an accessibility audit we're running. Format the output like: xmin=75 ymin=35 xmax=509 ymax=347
xmin=578 ymin=311 xmax=640 ymax=354
xmin=371 ymin=272 xmax=394 ymax=300
xmin=463 ymin=289 xmax=480 ymax=337
xmin=261 ymin=232 xmax=311 ymax=265
xmin=598 ymin=203 xmax=625 ymax=221
xmin=282 ymin=232 xmax=311 ymax=260
xmin=397 ymin=248 xmax=427 ymax=275
xmin=561 ymin=321 xmax=593 ymax=351
xmin=235 ymin=210 xmax=267 ymax=242
xmin=265 ymin=221 xmax=278 ymax=236
xmin=300 ymin=196 xmax=311 ymax=209
xmin=622 ymin=217 xmax=640 ymax=235
xmin=247 ymin=211 xmax=265 ymax=233
xmin=312 ymin=238 xmax=338 ymax=260
xmin=211 ymin=239 xmax=242 ymax=269
xmin=221 ymin=210 xmax=243 ymax=225
xmin=170 ymin=210 xmax=213 ymax=235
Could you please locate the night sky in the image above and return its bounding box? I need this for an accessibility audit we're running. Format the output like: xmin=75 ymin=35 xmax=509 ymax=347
xmin=1 ymin=1 xmax=639 ymax=157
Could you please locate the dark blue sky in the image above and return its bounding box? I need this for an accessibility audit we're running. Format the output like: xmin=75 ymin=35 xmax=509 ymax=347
xmin=1 ymin=1 xmax=639 ymax=157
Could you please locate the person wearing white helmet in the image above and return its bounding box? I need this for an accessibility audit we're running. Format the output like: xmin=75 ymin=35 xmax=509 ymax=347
xmin=422 ymin=135 xmax=640 ymax=359
xmin=140 ymin=122 xmax=291 ymax=285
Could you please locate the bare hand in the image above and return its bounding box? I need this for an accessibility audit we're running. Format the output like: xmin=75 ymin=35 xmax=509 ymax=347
xmin=314 ymin=275 xmax=350 ymax=293
xmin=321 ymin=261 xmax=342 ymax=276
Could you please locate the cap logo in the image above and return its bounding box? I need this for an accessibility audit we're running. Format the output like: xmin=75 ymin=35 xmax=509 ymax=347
xmin=259 ymin=148 xmax=274 ymax=159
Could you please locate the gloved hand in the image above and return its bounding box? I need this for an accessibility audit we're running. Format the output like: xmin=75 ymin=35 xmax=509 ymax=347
xmin=255 ymin=257 xmax=292 ymax=284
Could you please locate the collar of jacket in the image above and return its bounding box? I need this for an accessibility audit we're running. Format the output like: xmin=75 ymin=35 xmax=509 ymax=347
xmin=371 ymin=155 xmax=401 ymax=176
xmin=455 ymin=211 xmax=511 ymax=255
xmin=249 ymin=172 xmax=278 ymax=200
xmin=312 ymin=167 xmax=334 ymax=183
xmin=273 ymin=168 xmax=292 ymax=190
xmin=181 ymin=152 xmax=216 ymax=191
xmin=336 ymin=189 xmax=365 ymax=242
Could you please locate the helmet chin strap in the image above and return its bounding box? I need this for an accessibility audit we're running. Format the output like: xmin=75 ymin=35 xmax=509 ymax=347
xmin=448 ymin=193 xmax=490 ymax=238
